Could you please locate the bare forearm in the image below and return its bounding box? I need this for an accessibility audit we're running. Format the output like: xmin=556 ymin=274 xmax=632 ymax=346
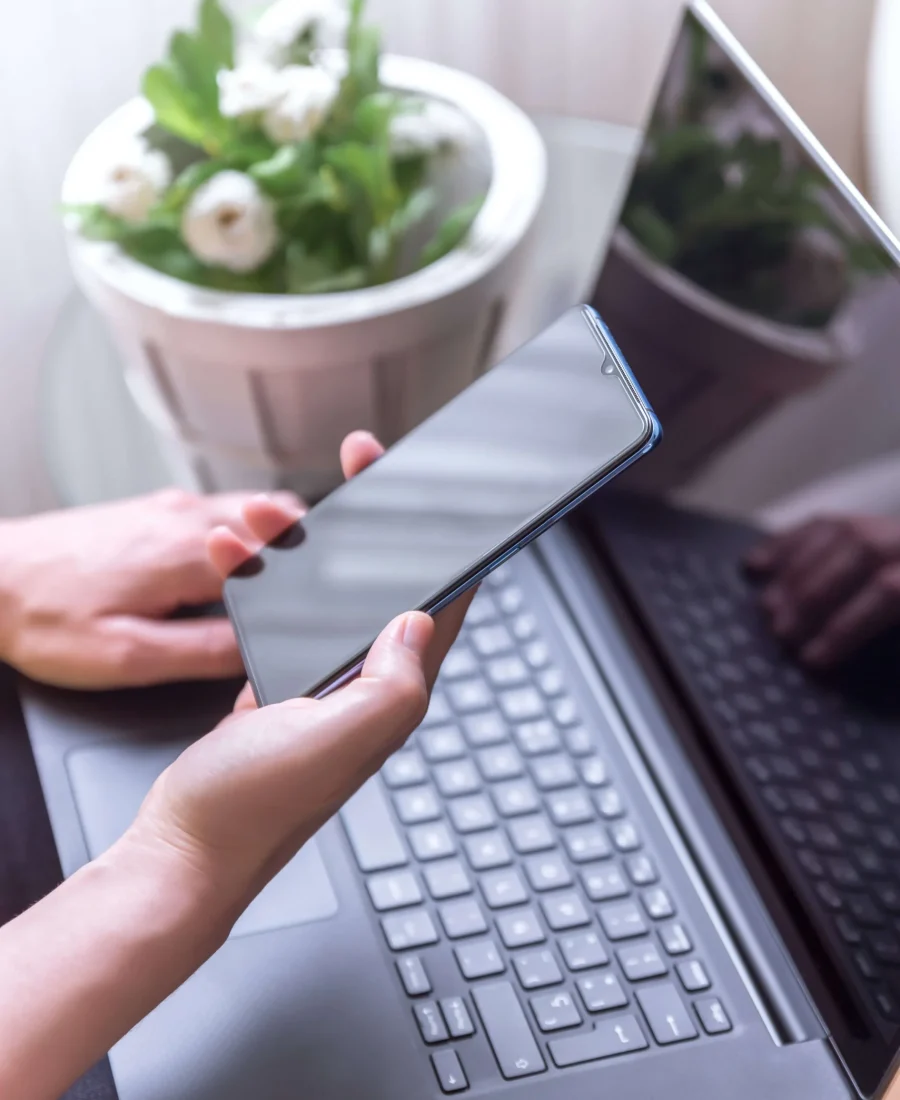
xmin=0 ymin=835 xmax=229 ymax=1100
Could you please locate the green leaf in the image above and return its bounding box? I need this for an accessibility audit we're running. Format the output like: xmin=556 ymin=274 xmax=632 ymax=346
xmin=143 ymin=64 xmax=209 ymax=148
xmin=223 ymin=132 xmax=279 ymax=169
xmin=65 ymin=204 xmax=130 ymax=242
xmin=353 ymin=92 xmax=401 ymax=143
xmin=198 ymin=0 xmax=235 ymax=70
xmin=392 ymin=186 xmax=435 ymax=236
xmin=418 ymin=195 xmax=484 ymax=269
xmin=624 ymin=204 xmax=679 ymax=265
xmin=160 ymin=159 xmax=226 ymax=212
xmin=285 ymin=240 xmax=366 ymax=293
xmin=169 ymin=30 xmax=220 ymax=116
xmin=349 ymin=25 xmax=381 ymax=101
xmin=325 ymin=141 xmax=398 ymax=224
xmin=250 ymin=142 xmax=316 ymax=196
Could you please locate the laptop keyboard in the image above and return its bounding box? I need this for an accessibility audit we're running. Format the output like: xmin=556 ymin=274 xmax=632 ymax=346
xmin=340 ymin=564 xmax=732 ymax=1093
xmin=597 ymin=504 xmax=900 ymax=1029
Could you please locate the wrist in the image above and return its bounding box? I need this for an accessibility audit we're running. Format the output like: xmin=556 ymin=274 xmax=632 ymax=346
xmin=0 ymin=519 xmax=23 ymax=667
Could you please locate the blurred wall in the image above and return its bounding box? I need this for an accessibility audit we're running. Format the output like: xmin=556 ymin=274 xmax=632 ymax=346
xmin=0 ymin=0 xmax=877 ymax=514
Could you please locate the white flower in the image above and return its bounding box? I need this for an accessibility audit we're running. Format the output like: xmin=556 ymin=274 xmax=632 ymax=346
xmin=182 ymin=171 xmax=278 ymax=273
xmin=389 ymin=101 xmax=474 ymax=158
xmin=95 ymin=138 xmax=171 ymax=224
xmin=262 ymin=65 xmax=340 ymax=144
xmin=255 ymin=0 xmax=349 ymax=61
xmin=218 ymin=61 xmax=285 ymax=119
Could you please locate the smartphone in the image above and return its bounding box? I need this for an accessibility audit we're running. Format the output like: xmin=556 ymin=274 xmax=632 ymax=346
xmin=225 ymin=305 xmax=661 ymax=705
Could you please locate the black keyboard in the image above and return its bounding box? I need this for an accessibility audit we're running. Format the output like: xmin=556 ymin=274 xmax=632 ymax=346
xmin=593 ymin=497 xmax=900 ymax=1029
xmin=339 ymin=562 xmax=732 ymax=1095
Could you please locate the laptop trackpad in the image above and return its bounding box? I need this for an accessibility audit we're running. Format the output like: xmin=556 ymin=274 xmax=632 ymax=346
xmin=66 ymin=742 xmax=339 ymax=937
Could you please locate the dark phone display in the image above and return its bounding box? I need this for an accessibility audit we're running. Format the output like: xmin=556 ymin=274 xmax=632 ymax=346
xmin=225 ymin=306 xmax=654 ymax=704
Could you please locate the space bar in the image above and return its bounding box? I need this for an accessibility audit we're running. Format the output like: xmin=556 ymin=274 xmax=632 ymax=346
xmin=472 ymin=983 xmax=546 ymax=1079
xmin=340 ymin=778 xmax=408 ymax=872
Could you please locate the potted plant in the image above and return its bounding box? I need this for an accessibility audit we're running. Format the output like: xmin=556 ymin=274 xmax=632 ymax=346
xmin=592 ymin=13 xmax=895 ymax=493
xmin=62 ymin=0 xmax=546 ymax=497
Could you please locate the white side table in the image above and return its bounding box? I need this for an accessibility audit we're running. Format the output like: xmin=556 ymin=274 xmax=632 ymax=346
xmin=41 ymin=117 xmax=640 ymax=507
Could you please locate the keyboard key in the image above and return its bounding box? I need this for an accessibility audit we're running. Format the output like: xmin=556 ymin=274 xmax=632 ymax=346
xmin=579 ymin=757 xmax=609 ymax=787
xmin=514 ymin=720 xmax=561 ymax=756
xmin=464 ymin=830 xmax=512 ymax=870
xmin=422 ymin=693 xmax=453 ymax=727
xmin=448 ymin=795 xmax=496 ymax=834
xmin=415 ymin=1001 xmax=448 ymax=1043
xmin=441 ymin=645 xmax=479 ymax=680
xmin=477 ymin=745 xmax=524 ymax=782
xmin=538 ymin=667 xmax=566 ymax=698
xmin=636 ymin=984 xmax=698 ymax=1045
xmin=383 ymin=910 xmax=439 ymax=951
xmin=582 ymin=863 xmax=630 ymax=902
xmin=541 ymin=892 xmax=590 ymax=931
xmin=467 ymin=591 xmax=499 ymax=625
xmin=695 ymin=996 xmax=732 ymax=1035
xmin=599 ymin=902 xmax=647 ymax=941
xmin=433 ymin=761 xmax=481 ymax=798
xmin=383 ymin=751 xmax=427 ymax=788
xmin=848 ymin=894 xmax=884 ymax=928
xmin=642 ymin=887 xmax=675 ymax=920
xmin=481 ymin=869 xmax=528 ymax=909
xmin=531 ymin=990 xmax=582 ymax=1031
xmin=564 ymin=824 xmax=612 ymax=863
xmin=492 ymin=779 xmax=539 ymax=817
xmin=448 ymin=678 xmax=493 ymax=714
xmin=431 ymin=1050 xmax=468 ymax=1093
xmin=595 ymin=788 xmax=625 ymax=820
xmin=440 ymin=997 xmax=475 ymax=1039
xmin=486 ymin=655 xmax=529 ymax=688
xmin=367 ymin=871 xmax=423 ymax=911
xmin=677 ymin=960 xmax=711 ymax=993
xmin=610 ymin=822 xmax=642 ymax=852
xmin=498 ymin=585 xmax=525 ymax=614
xmin=341 ymin=778 xmax=408 ymax=872
xmin=564 ymin=727 xmax=594 ymax=756
xmin=472 ymin=981 xmax=546 ymax=1078
xmin=440 ymin=899 xmax=488 ymax=940
xmin=525 ymin=853 xmax=573 ymax=892
xmin=523 ymin=640 xmax=551 ymax=668
xmin=551 ymin=696 xmax=580 ymax=727
xmin=394 ymin=785 xmax=441 ymax=824
xmin=618 ymin=941 xmax=667 ymax=981
xmin=508 ymin=814 xmax=556 ymax=854
xmin=497 ymin=908 xmax=546 ymax=948
xmin=559 ymin=931 xmax=608 ymax=971
xmin=421 ymin=725 xmax=466 ymax=762
xmin=410 ymin=822 xmax=457 ymax=861
xmin=577 ymin=972 xmax=628 ymax=1012
xmin=547 ymin=790 xmax=594 ymax=827
xmin=456 ymin=940 xmax=506 ymax=980
xmin=549 ymin=1014 xmax=648 ymax=1066
xmin=462 ymin=710 xmax=508 ymax=747
xmin=397 ymin=955 xmax=431 ymax=996
xmin=499 ymin=687 xmax=545 ymax=723
xmin=531 ymin=754 xmax=577 ymax=791
xmin=660 ymin=923 xmax=693 ymax=956
xmin=511 ymin=613 xmax=539 ymax=641
xmin=471 ymin=625 xmax=515 ymax=658
xmin=513 ymin=949 xmax=563 ymax=989
xmin=424 ymin=859 xmax=472 ymax=900
xmin=625 ymin=855 xmax=658 ymax=886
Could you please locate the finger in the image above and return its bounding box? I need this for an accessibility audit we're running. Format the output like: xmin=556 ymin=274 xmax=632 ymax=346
xmin=773 ymin=540 xmax=871 ymax=644
xmin=100 ymin=615 xmax=245 ymax=686
xmin=424 ymin=589 xmax=477 ymax=690
xmin=205 ymin=490 xmax=303 ymax=538
xmin=242 ymin=494 xmax=304 ymax=546
xmin=801 ymin=566 xmax=900 ymax=667
xmin=340 ymin=431 xmax=384 ymax=480
xmin=745 ymin=521 xmax=822 ymax=576
xmin=207 ymin=525 xmax=257 ymax=581
xmin=233 ymin=681 xmax=257 ymax=713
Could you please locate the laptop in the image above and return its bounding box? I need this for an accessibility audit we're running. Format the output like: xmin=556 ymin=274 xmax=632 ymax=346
xmin=21 ymin=3 xmax=900 ymax=1098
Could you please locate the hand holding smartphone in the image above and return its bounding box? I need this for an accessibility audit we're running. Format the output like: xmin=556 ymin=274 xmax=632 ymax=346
xmin=225 ymin=306 xmax=660 ymax=705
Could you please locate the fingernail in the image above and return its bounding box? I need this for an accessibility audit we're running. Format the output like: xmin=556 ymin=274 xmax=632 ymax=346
xmin=272 ymin=490 xmax=303 ymax=510
xmin=397 ymin=613 xmax=432 ymax=656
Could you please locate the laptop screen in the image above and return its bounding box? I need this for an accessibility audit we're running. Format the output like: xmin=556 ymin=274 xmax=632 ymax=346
xmin=588 ymin=4 xmax=900 ymax=1094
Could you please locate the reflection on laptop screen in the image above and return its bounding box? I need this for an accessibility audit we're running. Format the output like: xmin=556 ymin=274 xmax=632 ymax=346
xmin=589 ymin=6 xmax=900 ymax=1097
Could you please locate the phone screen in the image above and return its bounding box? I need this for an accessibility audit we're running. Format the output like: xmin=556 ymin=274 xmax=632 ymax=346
xmin=225 ymin=306 xmax=657 ymax=703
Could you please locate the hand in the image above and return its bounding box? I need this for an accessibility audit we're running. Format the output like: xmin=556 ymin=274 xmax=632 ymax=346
xmin=0 ymin=487 xmax=299 ymax=689
xmin=125 ymin=430 xmax=473 ymax=928
xmin=746 ymin=514 xmax=900 ymax=667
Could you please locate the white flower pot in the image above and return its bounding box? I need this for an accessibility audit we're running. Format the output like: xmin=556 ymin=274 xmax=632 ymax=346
xmin=62 ymin=56 xmax=546 ymax=498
